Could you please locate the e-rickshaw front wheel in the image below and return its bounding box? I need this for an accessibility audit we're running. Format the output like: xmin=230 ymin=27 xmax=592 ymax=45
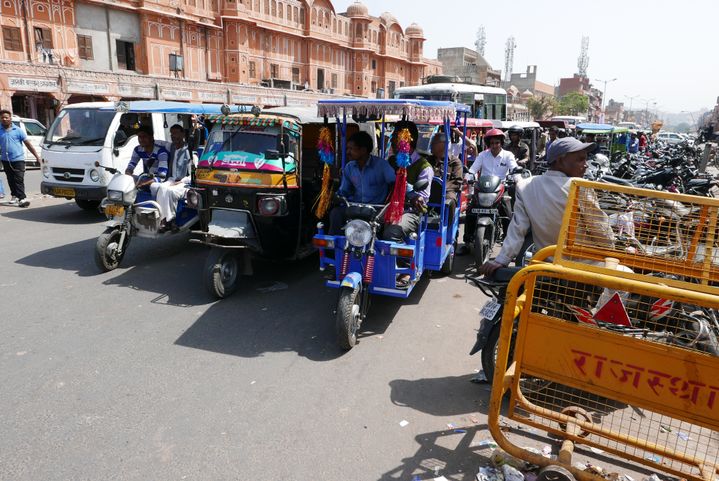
xmin=204 ymin=247 xmax=240 ymax=299
xmin=336 ymin=285 xmax=362 ymax=350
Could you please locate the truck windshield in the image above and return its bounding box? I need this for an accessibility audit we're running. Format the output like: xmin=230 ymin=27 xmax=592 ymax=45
xmin=46 ymin=109 xmax=116 ymax=146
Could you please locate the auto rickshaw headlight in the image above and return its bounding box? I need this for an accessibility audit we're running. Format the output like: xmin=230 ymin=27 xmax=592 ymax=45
xmin=344 ymin=220 xmax=372 ymax=247
xmin=257 ymin=195 xmax=286 ymax=216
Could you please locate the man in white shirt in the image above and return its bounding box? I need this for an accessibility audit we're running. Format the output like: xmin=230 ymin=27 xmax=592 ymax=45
xmin=458 ymin=129 xmax=517 ymax=255
xmin=478 ymin=137 xmax=612 ymax=275
xmin=468 ymin=128 xmax=518 ymax=178
xmin=156 ymin=124 xmax=192 ymax=232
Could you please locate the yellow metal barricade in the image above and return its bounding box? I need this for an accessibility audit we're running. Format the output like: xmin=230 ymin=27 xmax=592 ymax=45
xmin=487 ymin=181 xmax=719 ymax=481
xmin=555 ymin=179 xmax=719 ymax=292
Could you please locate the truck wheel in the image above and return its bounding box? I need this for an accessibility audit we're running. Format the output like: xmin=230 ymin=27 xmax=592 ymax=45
xmin=204 ymin=247 xmax=239 ymax=299
xmin=94 ymin=227 xmax=127 ymax=272
xmin=76 ymin=199 xmax=101 ymax=211
xmin=336 ymin=285 xmax=361 ymax=350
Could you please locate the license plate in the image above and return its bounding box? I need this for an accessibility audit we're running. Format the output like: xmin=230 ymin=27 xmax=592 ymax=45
xmin=479 ymin=299 xmax=502 ymax=319
xmin=104 ymin=204 xmax=125 ymax=217
xmin=471 ymin=208 xmax=497 ymax=215
xmin=52 ymin=187 xmax=75 ymax=198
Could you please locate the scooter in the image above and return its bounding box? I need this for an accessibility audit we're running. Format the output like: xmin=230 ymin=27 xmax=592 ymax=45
xmin=93 ymin=161 xmax=200 ymax=272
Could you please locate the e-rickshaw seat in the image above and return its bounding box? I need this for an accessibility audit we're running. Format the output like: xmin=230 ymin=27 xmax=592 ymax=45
xmin=426 ymin=177 xmax=451 ymax=230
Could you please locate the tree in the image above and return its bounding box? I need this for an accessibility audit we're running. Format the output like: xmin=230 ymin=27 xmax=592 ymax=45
xmin=526 ymin=96 xmax=556 ymax=120
xmin=555 ymin=92 xmax=589 ymax=116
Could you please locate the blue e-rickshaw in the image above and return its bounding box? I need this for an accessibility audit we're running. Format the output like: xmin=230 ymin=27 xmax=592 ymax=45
xmin=312 ymin=99 xmax=470 ymax=349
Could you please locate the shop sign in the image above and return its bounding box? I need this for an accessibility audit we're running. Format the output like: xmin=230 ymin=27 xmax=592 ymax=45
xmin=118 ymin=84 xmax=155 ymax=98
xmin=163 ymin=89 xmax=192 ymax=100
xmin=8 ymin=77 xmax=59 ymax=92
xmin=67 ymin=81 xmax=110 ymax=94
xmin=198 ymin=91 xmax=225 ymax=102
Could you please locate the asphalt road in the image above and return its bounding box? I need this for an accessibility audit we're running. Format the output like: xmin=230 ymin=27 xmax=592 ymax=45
xmin=1 ymin=170 xmax=503 ymax=480
xmin=1 ymin=171 xmax=683 ymax=481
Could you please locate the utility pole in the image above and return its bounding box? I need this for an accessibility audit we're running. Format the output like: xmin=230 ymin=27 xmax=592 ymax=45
xmin=595 ymin=77 xmax=616 ymax=121
xmin=624 ymin=95 xmax=640 ymax=122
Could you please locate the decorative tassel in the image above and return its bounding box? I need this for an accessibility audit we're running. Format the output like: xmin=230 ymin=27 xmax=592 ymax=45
xmin=313 ymin=127 xmax=335 ymax=219
xmin=385 ymin=128 xmax=412 ymax=224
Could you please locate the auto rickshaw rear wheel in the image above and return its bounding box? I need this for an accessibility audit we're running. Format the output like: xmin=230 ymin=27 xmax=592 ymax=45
xmin=204 ymin=247 xmax=240 ymax=299
xmin=336 ymin=284 xmax=361 ymax=350
xmin=440 ymin=241 xmax=456 ymax=275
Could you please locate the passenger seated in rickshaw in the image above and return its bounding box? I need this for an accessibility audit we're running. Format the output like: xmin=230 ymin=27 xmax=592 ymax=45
xmin=124 ymin=125 xmax=171 ymax=194
xmin=328 ymin=131 xmax=395 ymax=235
xmin=426 ymin=132 xmax=463 ymax=228
xmin=156 ymin=124 xmax=192 ymax=233
xmin=383 ymin=120 xmax=433 ymax=244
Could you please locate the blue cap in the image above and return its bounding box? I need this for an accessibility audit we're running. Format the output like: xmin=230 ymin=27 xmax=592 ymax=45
xmin=546 ymin=137 xmax=595 ymax=164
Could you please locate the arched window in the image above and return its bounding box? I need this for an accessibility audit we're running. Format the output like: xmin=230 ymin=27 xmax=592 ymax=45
xmin=264 ymin=0 xmax=269 ymax=14
xmin=287 ymin=5 xmax=291 ymax=21
xmin=278 ymin=2 xmax=283 ymax=19
xmin=271 ymin=0 xmax=275 ymax=16
xmin=312 ymin=8 xmax=317 ymax=25
xmin=355 ymin=23 xmax=361 ymax=38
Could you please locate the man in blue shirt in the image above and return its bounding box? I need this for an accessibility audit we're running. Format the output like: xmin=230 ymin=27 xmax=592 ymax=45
xmin=628 ymin=132 xmax=639 ymax=154
xmin=0 ymin=110 xmax=41 ymax=207
xmin=328 ymin=131 xmax=395 ymax=235
xmin=125 ymin=125 xmax=170 ymax=194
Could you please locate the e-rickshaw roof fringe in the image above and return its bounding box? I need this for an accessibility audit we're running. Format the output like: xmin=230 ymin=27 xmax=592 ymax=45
xmin=317 ymin=99 xmax=470 ymax=123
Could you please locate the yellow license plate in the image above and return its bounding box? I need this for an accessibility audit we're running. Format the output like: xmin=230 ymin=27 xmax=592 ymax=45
xmin=52 ymin=187 xmax=75 ymax=198
xmin=104 ymin=205 xmax=125 ymax=217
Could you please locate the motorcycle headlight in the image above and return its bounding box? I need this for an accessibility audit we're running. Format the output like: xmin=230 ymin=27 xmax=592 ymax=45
xmin=42 ymin=165 xmax=50 ymax=178
xmin=477 ymin=193 xmax=498 ymax=207
xmin=344 ymin=220 xmax=372 ymax=247
xmin=90 ymin=169 xmax=100 ymax=182
xmin=108 ymin=190 xmax=123 ymax=201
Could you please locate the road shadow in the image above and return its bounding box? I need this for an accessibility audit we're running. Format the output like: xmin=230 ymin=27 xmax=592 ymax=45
xmin=390 ymin=374 xmax=491 ymax=418
xmin=15 ymin=236 xmax=100 ymax=277
xmin=14 ymin=230 xmax=195 ymax=279
xmin=174 ymin=257 xmax=432 ymax=361
xmin=0 ymin=201 xmax=103 ymax=225
xmin=380 ymin=425 xmax=492 ymax=480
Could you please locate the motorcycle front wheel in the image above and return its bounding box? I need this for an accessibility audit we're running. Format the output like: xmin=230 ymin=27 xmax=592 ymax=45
xmin=204 ymin=247 xmax=240 ymax=299
xmin=94 ymin=227 xmax=128 ymax=272
xmin=473 ymin=225 xmax=492 ymax=267
xmin=336 ymin=285 xmax=362 ymax=350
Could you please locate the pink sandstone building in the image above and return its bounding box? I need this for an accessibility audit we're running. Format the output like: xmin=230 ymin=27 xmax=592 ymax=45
xmin=0 ymin=0 xmax=441 ymax=126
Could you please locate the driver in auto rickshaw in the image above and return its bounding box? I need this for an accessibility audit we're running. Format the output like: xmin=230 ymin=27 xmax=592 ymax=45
xmin=124 ymin=125 xmax=171 ymax=192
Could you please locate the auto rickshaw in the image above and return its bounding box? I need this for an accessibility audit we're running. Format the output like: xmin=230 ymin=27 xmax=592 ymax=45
xmin=312 ymin=99 xmax=470 ymax=349
xmin=576 ymin=123 xmax=630 ymax=157
xmin=190 ymin=106 xmax=364 ymax=299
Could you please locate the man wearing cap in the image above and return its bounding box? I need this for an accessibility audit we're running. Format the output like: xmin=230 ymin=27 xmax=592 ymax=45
xmin=458 ymin=129 xmax=517 ymax=255
xmin=479 ymin=137 xmax=613 ymax=275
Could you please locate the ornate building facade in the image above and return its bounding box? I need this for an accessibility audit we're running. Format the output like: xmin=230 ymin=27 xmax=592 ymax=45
xmin=0 ymin=0 xmax=441 ymax=126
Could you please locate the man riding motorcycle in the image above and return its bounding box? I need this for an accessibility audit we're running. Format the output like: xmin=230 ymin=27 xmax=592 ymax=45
xmin=504 ymin=125 xmax=530 ymax=168
xmin=458 ymin=129 xmax=517 ymax=255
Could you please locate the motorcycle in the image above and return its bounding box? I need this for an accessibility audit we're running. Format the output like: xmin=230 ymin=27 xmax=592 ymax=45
xmin=93 ymin=161 xmax=199 ymax=271
xmin=465 ymin=168 xmax=530 ymax=267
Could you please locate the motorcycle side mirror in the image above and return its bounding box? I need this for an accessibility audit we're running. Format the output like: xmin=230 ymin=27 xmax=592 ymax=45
xmin=412 ymin=178 xmax=429 ymax=192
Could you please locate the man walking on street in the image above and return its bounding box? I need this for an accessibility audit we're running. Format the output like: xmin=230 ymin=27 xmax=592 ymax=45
xmin=0 ymin=110 xmax=41 ymax=207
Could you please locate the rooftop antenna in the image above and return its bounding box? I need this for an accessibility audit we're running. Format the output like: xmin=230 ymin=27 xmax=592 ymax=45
xmin=504 ymin=36 xmax=515 ymax=83
xmin=577 ymin=36 xmax=589 ymax=77
xmin=475 ymin=26 xmax=486 ymax=57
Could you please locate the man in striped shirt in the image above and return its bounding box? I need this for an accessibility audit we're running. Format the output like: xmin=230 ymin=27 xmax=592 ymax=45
xmin=124 ymin=125 xmax=170 ymax=185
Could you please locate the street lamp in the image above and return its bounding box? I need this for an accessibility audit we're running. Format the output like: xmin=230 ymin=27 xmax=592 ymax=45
xmin=624 ymin=95 xmax=640 ymax=122
xmin=595 ymin=77 xmax=617 ymax=121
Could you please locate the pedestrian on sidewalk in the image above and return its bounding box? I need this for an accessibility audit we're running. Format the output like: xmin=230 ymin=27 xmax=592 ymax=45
xmin=0 ymin=110 xmax=41 ymax=207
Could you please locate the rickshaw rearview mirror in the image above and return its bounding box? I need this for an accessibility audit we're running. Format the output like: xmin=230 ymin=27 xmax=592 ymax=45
xmin=265 ymin=149 xmax=280 ymax=160
xmin=277 ymin=133 xmax=291 ymax=156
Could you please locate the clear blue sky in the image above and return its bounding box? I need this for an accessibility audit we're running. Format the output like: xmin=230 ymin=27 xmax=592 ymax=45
xmin=334 ymin=0 xmax=717 ymax=113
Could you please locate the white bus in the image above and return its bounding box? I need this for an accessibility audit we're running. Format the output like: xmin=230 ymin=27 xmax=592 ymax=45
xmin=394 ymin=83 xmax=507 ymax=120
xmin=550 ymin=115 xmax=587 ymax=127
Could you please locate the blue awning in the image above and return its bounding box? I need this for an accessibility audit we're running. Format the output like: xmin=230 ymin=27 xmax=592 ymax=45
xmin=101 ymin=101 xmax=229 ymax=115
